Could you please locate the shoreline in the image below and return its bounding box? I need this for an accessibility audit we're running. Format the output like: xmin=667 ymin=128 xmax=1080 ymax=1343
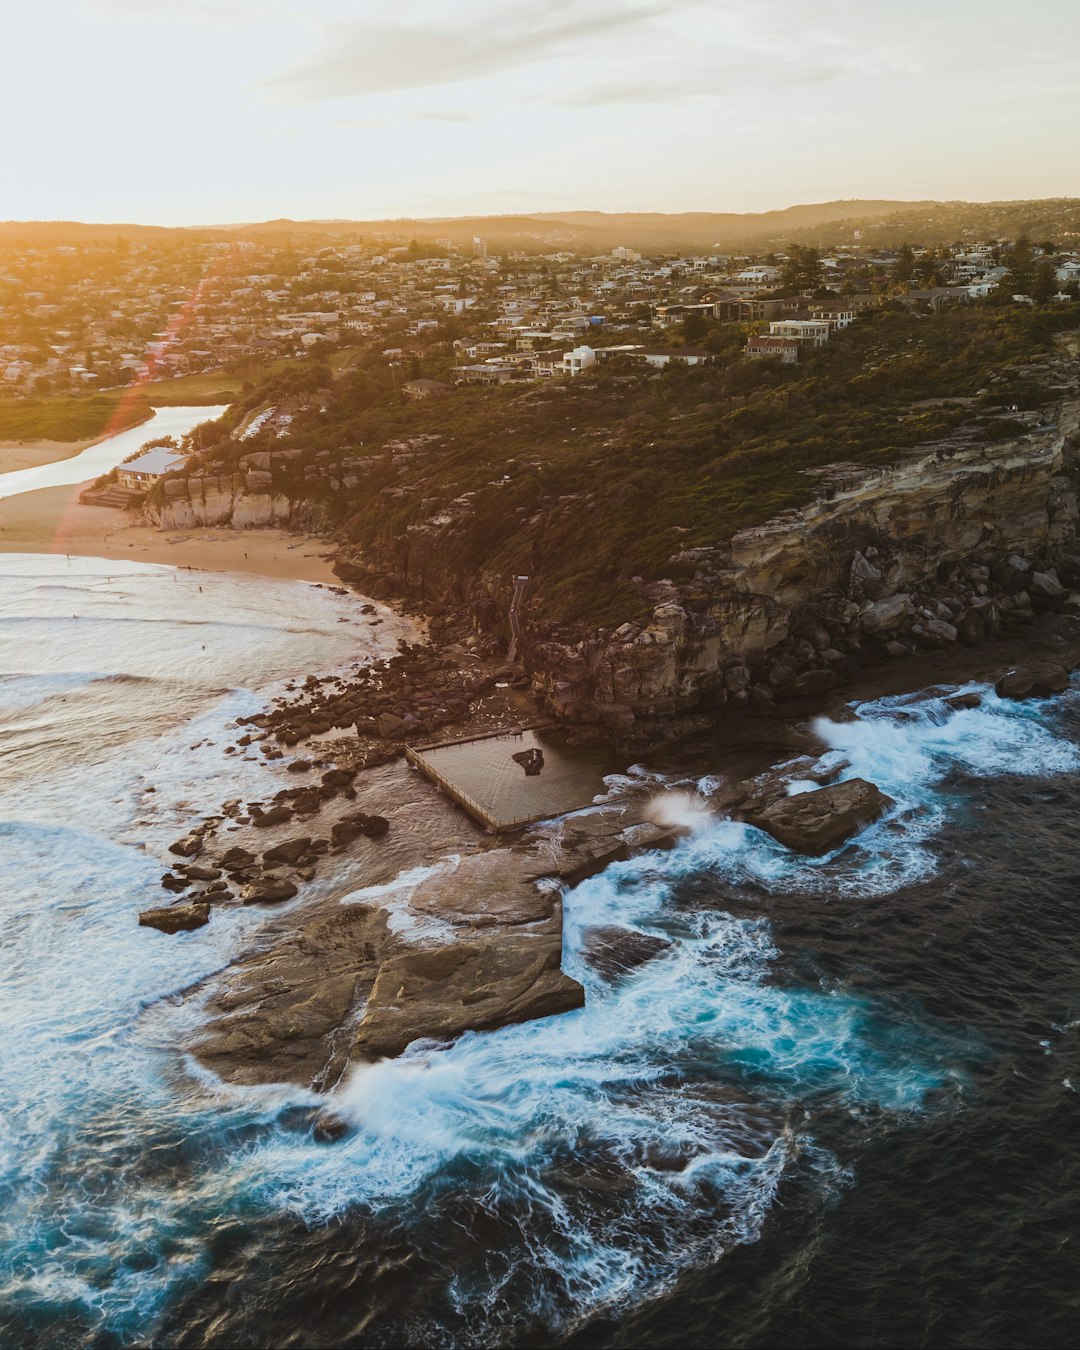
xmin=0 ymin=481 xmax=338 ymax=584
xmin=0 ymin=406 xmax=155 ymax=476
xmin=0 ymin=434 xmax=105 ymax=475
xmin=173 ymin=585 xmax=1080 ymax=1089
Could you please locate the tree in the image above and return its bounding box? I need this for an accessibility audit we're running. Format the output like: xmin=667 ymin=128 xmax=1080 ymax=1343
xmin=780 ymin=244 xmax=823 ymax=294
xmin=680 ymin=310 xmax=709 ymax=343
xmin=893 ymin=243 xmax=916 ymax=284
xmin=1001 ymin=235 xmax=1035 ymax=297
xmin=916 ymin=252 xmax=943 ymax=287
xmin=1031 ymin=260 xmax=1057 ymax=304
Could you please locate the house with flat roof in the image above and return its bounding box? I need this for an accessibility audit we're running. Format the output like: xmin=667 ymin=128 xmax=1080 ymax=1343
xmin=117 ymin=445 xmax=187 ymax=491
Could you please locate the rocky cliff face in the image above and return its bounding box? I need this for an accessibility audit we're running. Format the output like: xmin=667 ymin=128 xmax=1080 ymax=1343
xmin=151 ymin=468 xmax=295 ymax=530
xmin=147 ymin=449 xmax=333 ymax=530
xmin=331 ymin=377 xmax=1080 ymax=741
xmin=527 ymin=392 xmax=1080 ymax=735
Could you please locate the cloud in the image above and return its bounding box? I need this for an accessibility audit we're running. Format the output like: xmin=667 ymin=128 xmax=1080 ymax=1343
xmin=268 ymin=1 xmax=671 ymax=101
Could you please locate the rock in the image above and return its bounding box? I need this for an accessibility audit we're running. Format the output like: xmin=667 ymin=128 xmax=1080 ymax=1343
xmin=240 ymin=877 xmax=299 ymax=905
xmin=780 ymin=668 xmax=840 ymax=698
xmin=219 ymin=846 xmax=255 ymax=868
xmin=312 ymin=1111 xmax=352 ymax=1144
xmin=139 ymin=901 xmax=210 ymax=934
xmin=321 ymin=769 xmax=356 ymax=789
xmin=923 ymin=618 xmax=958 ymax=643
xmin=286 ymin=759 xmax=312 ymax=773
xmin=724 ymin=665 xmax=751 ymax=694
xmin=579 ymin=926 xmax=673 ymax=981
xmin=992 ymin=555 xmax=1032 ymax=593
xmin=885 ymin=640 xmax=911 ymax=658
xmin=252 ymin=806 xmax=293 ymax=828
xmin=262 ymin=837 xmax=312 ymax=866
xmin=945 ymin=692 xmax=982 ymax=710
xmin=352 ymin=935 xmax=584 ymax=1063
xmin=1029 ymin=571 xmax=1067 ymax=606
xmin=376 ymin=713 xmax=406 ymax=739
xmin=361 ymin=815 xmax=390 ymax=838
xmin=193 ymin=905 xmax=390 ymax=1087
xmin=954 ymin=607 xmax=988 ymax=645
xmin=160 ymin=874 xmax=189 ymax=893
xmin=740 ymin=778 xmax=893 ymax=855
xmin=180 ymin=864 xmax=222 ymax=882
xmin=860 ymin=594 xmax=911 ymax=634
xmin=511 ymin=748 xmax=545 ymax=775
xmin=331 ymin=818 xmax=366 ymax=846
xmin=994 ymin=664 xmax=1070 ymax=700
xmin=168 ymin=833 xmax=202 ymax=858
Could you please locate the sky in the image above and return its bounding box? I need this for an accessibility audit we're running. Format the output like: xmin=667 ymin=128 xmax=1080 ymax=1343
xmin=3 ymin=0 xmax=1079 ymax=225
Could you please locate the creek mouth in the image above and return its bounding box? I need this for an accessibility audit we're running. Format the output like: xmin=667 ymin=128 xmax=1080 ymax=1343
xmin=3 ymin=558 xmax=1080 ymax=1349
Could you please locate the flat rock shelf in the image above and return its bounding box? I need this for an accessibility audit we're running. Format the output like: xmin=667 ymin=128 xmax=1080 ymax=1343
xmin=406 ymin=725 xmax=617 ymax=831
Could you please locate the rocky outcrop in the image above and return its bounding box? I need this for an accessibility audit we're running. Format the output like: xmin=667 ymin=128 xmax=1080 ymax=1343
xmin=525 ymin=388 xmax=1080 ymax=735
xmin=190 ymin=804 xmax=685 ymax=1087
xmin=139 ymin=901 xmax=210 ymax=933
xmin=324 ymin=357 xmax=1080 ymax=743
xmin=738 ymin=778 xmax=893 ymax=855
xmin=994 ymin=662 xmax=1071 ymax=700
xmin=580 ymin=926 xmax=673 ymax=981
xmin=150 ymin=469 xmax=296 ymax=530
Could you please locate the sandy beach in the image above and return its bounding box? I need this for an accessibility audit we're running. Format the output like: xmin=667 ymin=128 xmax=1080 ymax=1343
xmin=0 ymin=437 xmax=101 ymax=475
xmin=0 ymin=481 xmax=337 ymax=583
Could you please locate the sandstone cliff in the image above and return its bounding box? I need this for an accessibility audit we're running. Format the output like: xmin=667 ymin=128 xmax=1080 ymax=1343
xmin=329 ymin=349 xmax=1080 ymax=740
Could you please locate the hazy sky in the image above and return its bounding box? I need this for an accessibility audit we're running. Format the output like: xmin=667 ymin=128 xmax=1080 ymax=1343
xmin=4 ymin=0 xmax=1078 ymax=224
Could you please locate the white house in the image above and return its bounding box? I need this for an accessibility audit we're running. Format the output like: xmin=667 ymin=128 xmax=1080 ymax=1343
xmin=769 ymin=318 xmax=831 ymax=347
xmin=117 ymin=445 xmax=186 ymax=491
xmin=561 ymin=345 xmax=597 ymax=375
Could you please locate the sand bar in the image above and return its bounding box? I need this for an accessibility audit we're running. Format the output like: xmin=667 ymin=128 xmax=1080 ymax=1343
xmin=0 ymin=437 xmax=102 ymax=475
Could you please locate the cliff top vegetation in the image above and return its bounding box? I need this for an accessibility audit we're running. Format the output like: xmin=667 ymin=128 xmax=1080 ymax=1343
xmin=191 ymin=303 xmax=1080 ymax=627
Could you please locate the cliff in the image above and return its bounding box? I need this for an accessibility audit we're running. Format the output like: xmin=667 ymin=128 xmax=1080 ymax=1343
xmin=149 ymin=326 xmax=1080 ymax=742
xmin=526 ymin=390 xmax=1080 ymax=735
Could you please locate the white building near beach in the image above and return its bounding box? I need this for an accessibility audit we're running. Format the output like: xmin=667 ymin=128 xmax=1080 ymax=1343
xmin=116 ymin=445 xmax=187 ymax=492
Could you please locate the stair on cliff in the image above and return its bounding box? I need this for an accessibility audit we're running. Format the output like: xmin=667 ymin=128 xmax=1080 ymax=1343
xmin=78 ymin=486 xmax=144 ymax=510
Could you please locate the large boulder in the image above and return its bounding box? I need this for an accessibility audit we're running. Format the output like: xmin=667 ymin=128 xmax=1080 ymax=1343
xmin=352 ymin=934 xmax=584 ymax=1062
xmin=139 ymin=901 xmax=210 ymax=934
xmin=1029 ymin=571 xmax=1067 ymax=607
xmin=240 ymin=877 xmax=299 ymax=905
xmin=168 ymin=833 xmax=202 ymax=858
xmin=579 ymin=926 xmax=673 ymax=981
xmin=994 ymin=663 xmax=1070 ymax=700
xmin=252 ymin=805 xmax=293 ymax=828
xmin=993 ymin=555 xmax=1033 ymax=593
xmin=262 ymin=836 xmax=312 ymax=866
xmin=740 ymin=778 xmax=893 ymax=855
xmin=954 ymin=607 xmax=988 ymax=645
xmin=859 ymin=594 xmax=912 ymax=635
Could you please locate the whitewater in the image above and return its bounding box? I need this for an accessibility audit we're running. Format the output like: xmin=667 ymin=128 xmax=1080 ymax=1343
xmin=2 ymin=552 xmax=1080 ymax=1348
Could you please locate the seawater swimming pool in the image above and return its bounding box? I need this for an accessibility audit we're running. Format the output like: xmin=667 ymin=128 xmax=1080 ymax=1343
xmin=406 ymin=725 xmax=618 ymax=829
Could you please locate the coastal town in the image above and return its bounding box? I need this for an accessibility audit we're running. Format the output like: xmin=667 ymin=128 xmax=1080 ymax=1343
xmin=2 ymin=224 xmax=1079 ymax=411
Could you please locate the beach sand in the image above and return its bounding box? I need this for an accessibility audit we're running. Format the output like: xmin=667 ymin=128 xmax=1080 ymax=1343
xmin=0 ymin=482 xmax=338 ymax=584
xmin=0 ymin=438 xmax=100 ymax=475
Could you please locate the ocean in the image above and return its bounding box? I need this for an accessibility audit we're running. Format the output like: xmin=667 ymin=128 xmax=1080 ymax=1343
xmin=2 ymin=552 xmax=1079 ymax=1348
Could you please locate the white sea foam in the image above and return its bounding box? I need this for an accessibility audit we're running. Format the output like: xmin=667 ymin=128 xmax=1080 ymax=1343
xmin=2 ymin=564 xmax=1078 ymax=1345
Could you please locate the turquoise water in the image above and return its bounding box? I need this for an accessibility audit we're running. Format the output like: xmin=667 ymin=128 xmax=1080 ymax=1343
xmin=2 ymin=556 xmax=1079 ymax=1346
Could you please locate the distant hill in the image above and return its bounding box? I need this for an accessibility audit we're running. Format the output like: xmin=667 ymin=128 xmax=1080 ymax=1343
xmin=3 ymin=199 xmax=1080 ymax=253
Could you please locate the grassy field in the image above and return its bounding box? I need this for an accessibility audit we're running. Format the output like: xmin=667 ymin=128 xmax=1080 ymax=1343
xmin=142 ymin=370 xmax=245 ymax=406
xmin=143 ymin=348 xmax=361 ymax=406
xmin=0 ymin=392 xmax=151 ymax=443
